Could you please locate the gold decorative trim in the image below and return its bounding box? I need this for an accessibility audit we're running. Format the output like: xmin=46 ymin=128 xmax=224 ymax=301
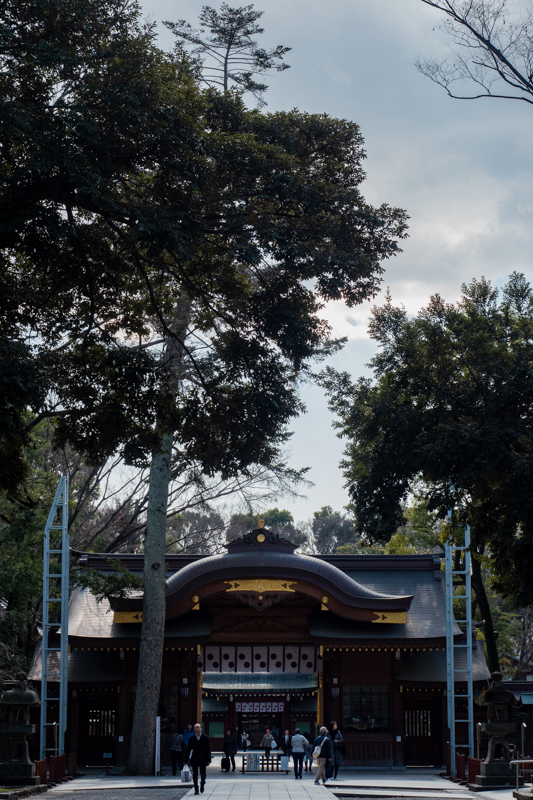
xmin=371 ymin=611 xmax=407 ymax=624
xmin=224 ymin=579 xmax=297 ymax=593
xmin=114 ymin=611 xmax=143 ymax=623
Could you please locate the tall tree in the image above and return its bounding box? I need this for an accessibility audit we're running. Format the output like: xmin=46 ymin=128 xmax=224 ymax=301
xmin=3 ymin=0 xmax=408 ymax=772
xmin=165 ymin=3 xmax=290 ymax=104
xmin=309 ymin=505 xmax=356 ymax=554
xmin=417 ymin=0 xmax=533 ymax=106
xmin=322 ymin=273 xmax=533 ymax=671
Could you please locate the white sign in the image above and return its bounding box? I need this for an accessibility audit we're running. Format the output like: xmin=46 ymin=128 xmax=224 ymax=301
xmin=266 ymin=703 xmax=272 ymax=712
xmin=155 ymin=716 xmax=161 ymax=776
xmin=236 ymin=702 xmax=242 ymax=712
xmin=260 ymin=702 xmax=266 ymax=712
xmin=246 ymin=753 xmax=260 ymax=771
xmin=253 ymin=702 xmax=260 ymax=712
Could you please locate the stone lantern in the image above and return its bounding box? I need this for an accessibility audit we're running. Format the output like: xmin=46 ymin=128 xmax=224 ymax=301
xmin=469 ymin=671 xmax=523 ymax=791
xmin=0 ymin=684 xmax=42 ymax=786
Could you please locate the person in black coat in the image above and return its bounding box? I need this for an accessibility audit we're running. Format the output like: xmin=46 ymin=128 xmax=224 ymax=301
xmin=281 ymin=729 xmax=292 ymax=756
xmin=223 ymin=729 xmax=238 ymax=771
xmin=186 ymin=723 xmax=211 ymax=795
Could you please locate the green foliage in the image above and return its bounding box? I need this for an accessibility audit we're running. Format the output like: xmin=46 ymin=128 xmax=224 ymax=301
xmin=1 ymin=0 xmax=408 ymax=494
xmin=310 ymin=505 xmax=356 ymax=553
xmin=322 ymin=273 xmax=533 ymax=608
xmin=0 ymin=425 xmax=61 ymax=666
xmin=74 ymin=560 xmax=143 ymax=609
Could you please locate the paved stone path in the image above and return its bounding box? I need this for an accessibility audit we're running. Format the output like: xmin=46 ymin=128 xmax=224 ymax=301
xmin=46 ymin=763 xmax=523 ymax=800
xmin=182 ymin=778 xmax=331 ymax=799
xmin=48 ymin=791 xmax=189 ymax=800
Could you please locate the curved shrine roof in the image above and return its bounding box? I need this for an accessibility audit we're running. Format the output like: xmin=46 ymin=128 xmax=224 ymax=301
xmin=165 ymin=528 xmax=413 ymax=618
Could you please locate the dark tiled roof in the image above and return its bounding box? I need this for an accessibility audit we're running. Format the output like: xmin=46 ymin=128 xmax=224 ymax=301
xmin=68 ymin=553 xmax=448 ymax=646
xmin=28 ymin=640 xmax=125 ymax=684
xmin=165 ymin=551 xmax=413 ymax=611
xmin=308 ymin=568 xmax=458 ymax=646
xmin=395 ymin=644 xmax=490 ymax=685
xmin=68 ymin=588 xmax=211 ymax=644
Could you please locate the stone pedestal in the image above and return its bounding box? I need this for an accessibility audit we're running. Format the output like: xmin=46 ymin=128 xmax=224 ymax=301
xmin=0 ymin=685 xmax=42 ymax=787
xmin=468 ymin=672 xmax=522 ymax=793
xmin=469 ymin=759 xmax=524 ymax=791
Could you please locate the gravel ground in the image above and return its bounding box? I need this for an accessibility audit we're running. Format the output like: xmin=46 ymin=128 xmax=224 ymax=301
xmin=48 ymin=790 xmax=189 ymax=800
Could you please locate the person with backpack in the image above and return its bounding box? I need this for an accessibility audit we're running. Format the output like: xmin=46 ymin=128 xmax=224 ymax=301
xmin=312 ymin=726 xmax=333 ymax=785
xmin=168 ymin=727 xmax=184 ymax=776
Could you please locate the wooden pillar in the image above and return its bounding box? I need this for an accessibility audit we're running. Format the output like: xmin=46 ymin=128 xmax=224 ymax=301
xmin=317 ymin=671 xmax=324 ymax=729
xmin=197 ymin=671 xmax=202 ymax=724
xmin=194 ymin=645 xmax=202 ymax=724
xmin=69 ymin=691 xmax=79 ymax=755
xmin=391 ymin=682 xmax=404 ymax=767
xmin=116 ymin=682 xmax=130 ymax=767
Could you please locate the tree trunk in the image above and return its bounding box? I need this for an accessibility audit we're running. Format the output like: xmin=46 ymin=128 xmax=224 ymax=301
xmin=126 ymin=431 xmax=172 ymax=774
xmin=126 ymin=298 xmax=190 ymax=775
xmin=471 ymin=547 xmax=500 ymax=674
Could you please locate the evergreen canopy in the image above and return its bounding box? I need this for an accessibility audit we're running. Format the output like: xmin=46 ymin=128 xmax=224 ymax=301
xmin=1 ymin=0 xmax=408 ymax=494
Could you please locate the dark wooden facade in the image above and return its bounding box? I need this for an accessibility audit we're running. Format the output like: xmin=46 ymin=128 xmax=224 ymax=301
xmin=29 ymin=530 xmax=490 ymax=768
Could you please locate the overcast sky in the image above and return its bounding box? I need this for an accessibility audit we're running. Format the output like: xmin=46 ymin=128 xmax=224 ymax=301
xmin=141 ymin=0 xmax=533 ymax=523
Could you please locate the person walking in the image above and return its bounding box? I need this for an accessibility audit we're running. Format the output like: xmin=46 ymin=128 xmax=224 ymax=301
xmin=186 ymin=722 xmax=211 ymax=795
xmin=290 ymin=728 xmax=308 ymax=779
xmin=312 ymin=726 xmax=333 ymax=785
xmin=303 ymin=732 xmax=313 ymax=772
xmin=260 ymin=729 xmax=274 ymax=762
xmin=329 ymin=720 xmax=344 ymax=780
xmin=168 ymin=727 xmax=184 ymax=776
xmin=281 ymin=729 xmax=292 ymax=756
xmin=183 ymin=722 xmax=195 ymax=747
xmin=223 ymin=728 xmax=238 ymax=772
xmin=240 ymin=730 xmax=249 ymax=751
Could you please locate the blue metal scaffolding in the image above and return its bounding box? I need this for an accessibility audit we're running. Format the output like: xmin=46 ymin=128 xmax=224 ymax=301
xmin=40 ymin=475 xmax=69 ymax=759
xmin=445 ymin=519 xmax=474 ymax=775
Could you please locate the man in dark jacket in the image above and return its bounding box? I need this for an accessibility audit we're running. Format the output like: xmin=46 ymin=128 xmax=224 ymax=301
xmin=186 ymin=723 xmax=211 ymax=795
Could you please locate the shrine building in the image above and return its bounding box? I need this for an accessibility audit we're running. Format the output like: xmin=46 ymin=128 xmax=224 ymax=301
xmin=29 ymin=527 xmax=490 ymax=768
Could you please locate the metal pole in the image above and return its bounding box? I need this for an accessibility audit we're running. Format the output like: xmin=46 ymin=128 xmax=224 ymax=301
xmin=59 ymin=473 xmax=69 ymax=755
xmin=445 ymin=512 xmax=455 ymax=775
xmin=522 ymin=722 xmax=527 ymax=757
xmin=40 ymin=475 xmax=69 ymax=759
xmin=465 ymin=524 xmax=474 ymax=758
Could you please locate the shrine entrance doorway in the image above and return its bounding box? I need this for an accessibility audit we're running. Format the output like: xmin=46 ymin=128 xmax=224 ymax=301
xmin=237 ymin=709 xmax=284 ymax=747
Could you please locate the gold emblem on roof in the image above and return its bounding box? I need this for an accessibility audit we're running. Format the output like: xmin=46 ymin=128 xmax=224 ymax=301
xmin=225 ymin=579 xmax=297 ymax=593
xmin=114 ymin=611 xmax=143 ymax=623
xmin=371 ymin=611 xmax=407 ymax=624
